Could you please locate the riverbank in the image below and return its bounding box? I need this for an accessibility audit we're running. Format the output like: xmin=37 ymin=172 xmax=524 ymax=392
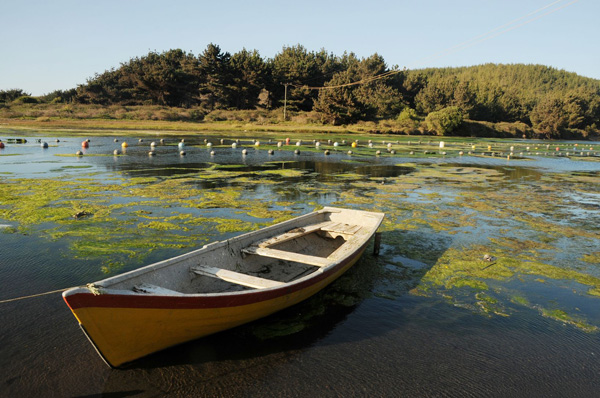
xmin=4 ymin=103 xmax=593 ymax=140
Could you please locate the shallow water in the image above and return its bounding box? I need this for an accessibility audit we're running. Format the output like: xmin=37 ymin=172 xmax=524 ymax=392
xmin=1 ymin=130 xmax=599 ymax=397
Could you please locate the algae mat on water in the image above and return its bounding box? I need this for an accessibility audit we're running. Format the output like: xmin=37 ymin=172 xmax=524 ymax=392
xmin=0 ymin=146 xmax=599 ymax=332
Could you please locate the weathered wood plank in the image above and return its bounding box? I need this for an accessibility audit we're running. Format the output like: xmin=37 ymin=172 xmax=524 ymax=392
xmin=256 ymin=221 xmax=335 ymax=248
xmin=191 ymin=266 xmax=284 ymax=289
xmin=242 ymin=247 xmax=331 ymax=267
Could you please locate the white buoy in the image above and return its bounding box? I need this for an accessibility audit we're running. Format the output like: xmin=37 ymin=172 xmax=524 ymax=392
xmin=315 ymin=142 xmax=321 ymax=148
xmin=178 ymin=142 xmax=185 ymax=149
xmin=294 ymin=149 xmax=300 ymax=155
xmin=232 ymin=142 xmax=237 ymax=148
xmin=376 ymin=150 xmax=381 ymax=156
xmin=324 ymin=150 xmax=330 ymax=155
xmin=207 ymin=142 xmax=212 ymax=148
xmin=333 ymin=142 xmax=339 ymax=147
xmin=369 ymin=143 xmax=373 ymax=148
xmin=150 ymin=142 xmax=156 ymax=147
xmin=268 ymin=149 xmax=274 ymax=155
xmin=348 ymin=150 xmax=353 ymax=155
xmin=180 ymin=150 xmax=186 ymax=156
xmin=242 ymin=149 xmax=248 ymax=155
xmin=114 ymin=138 xmax=119 ymax=142
xmin=277 ymin=142 xmax=282 ymax=148
xmin=113 ymin=149 xmax=119 ymax=155
xmin=148 ymin=151 xmax=155 ymax=156
xmin=76 ymin=150 xmax=83 ymax=156
xmin=210 ymin=150 xmax=215 ymax=156
xmin=439 ymin=141 xmax=445 ymax=149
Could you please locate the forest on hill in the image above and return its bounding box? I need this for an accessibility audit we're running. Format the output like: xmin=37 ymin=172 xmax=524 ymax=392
xmin=1 ymin=44 xmax=599 ymax=139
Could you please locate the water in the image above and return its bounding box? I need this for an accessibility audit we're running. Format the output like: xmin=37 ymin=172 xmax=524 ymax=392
xmin=1 ymin=130 xmax=599 ymax=397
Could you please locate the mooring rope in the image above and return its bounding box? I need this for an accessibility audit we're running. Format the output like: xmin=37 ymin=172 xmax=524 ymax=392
xmin=0 ymin=288 xmax=71 ymax=304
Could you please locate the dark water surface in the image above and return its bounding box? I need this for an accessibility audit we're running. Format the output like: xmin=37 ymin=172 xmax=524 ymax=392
xmin=1 ymin=131 xmax=599 ymax=397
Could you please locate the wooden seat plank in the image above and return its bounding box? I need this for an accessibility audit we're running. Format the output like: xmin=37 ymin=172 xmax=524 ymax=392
xmin=191 ymin=266 xmax=284 ymax=289
xmin=257 ymin=221 xmax=335 ymax=248
xmin=242 ymin=246 xmax=330 ymax=268
xmin=321 ymin=223 xmax=361 ymax=235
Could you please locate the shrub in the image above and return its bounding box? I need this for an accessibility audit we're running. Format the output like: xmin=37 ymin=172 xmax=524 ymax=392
xmin=425 ymin=106 xmax=464 ymax=135
xmin=14 ymin=96 xmax=39 ymax=104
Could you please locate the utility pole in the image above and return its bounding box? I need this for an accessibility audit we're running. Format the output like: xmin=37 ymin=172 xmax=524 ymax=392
xmin=282 ymin=83 xmax=289 ymax=121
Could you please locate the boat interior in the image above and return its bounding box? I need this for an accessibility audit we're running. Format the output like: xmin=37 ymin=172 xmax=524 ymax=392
xmin=96 ymin=209 xmax=382 ymax=296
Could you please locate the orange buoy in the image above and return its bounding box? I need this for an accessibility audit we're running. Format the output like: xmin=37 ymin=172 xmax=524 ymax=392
xmin=0 ymin=142 xmax=4 ymax=149
xmin=122 ymin=142 xmax=128 ymax=148
xmin=82 ymin=141 xmax=89 ymax=148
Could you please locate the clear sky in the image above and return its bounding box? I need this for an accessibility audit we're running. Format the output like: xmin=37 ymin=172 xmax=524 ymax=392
xmin=1 ymin=0 xmax=598 ymax=96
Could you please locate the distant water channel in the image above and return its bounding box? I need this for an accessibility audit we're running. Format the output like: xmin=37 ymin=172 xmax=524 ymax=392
xmin=1 ymin=130 xmax=599 ymax=397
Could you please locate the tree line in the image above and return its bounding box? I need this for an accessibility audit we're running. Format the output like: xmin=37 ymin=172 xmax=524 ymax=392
xmin=2 ymin=44 xmax=599 ymax=138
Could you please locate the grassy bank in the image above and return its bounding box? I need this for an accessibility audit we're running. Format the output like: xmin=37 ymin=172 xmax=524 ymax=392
xmin=0 ymin=103 xmax=596 ymax=140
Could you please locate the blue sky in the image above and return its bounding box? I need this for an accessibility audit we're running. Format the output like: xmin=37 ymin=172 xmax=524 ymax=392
xmin=1 ymin=0 xmax=598 ymax=95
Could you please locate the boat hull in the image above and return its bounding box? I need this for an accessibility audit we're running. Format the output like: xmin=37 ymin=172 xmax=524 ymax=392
xmin=64 ymin=244 xmax=367 ymax=367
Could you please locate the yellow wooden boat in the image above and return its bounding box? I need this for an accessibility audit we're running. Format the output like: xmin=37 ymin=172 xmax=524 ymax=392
xmin=63 ymin=207 xmax=384 ymax=367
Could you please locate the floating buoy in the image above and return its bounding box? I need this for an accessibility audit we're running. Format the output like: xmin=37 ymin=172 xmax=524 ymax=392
xmin=390 ymin=150 xmax=396 ymax=154
xmin=315 ymin=142 xmax=321 ymax=148
xmin=268 ymin=149 xmax=274 ymax=155
xmin=333 ymin=142 xmax=339 ymax=147
xmin=348 ymin=150 xmax=353 ymax=155
xmin=121 ymin=142 xmax=128 ymax=148
xmin=178 ymin=142 xmax=185 ymax=149
xmin=55 ymin=139 xmax=60 ymax=143
xmin=148 ymin=151 xmax=156 ymax=156
xmin=180 ymin=150 xmax=186 ymax=156
xmin=351 ymin=142 xmax=357 ymax=148
xmin=160 ymin=139 xmax=164 ymax=144
xmin=76 ymin=150 xmax=83 ymax=156
xmin=439 ymin=141 xmax=445 ymax=149
xmin=294 ymin=149 xmax=300 ymax=155
xmin=276 ymin=142 xmax=282 ymax=148
xmin=285 ymin=137 xmax=290 ymax=145
xmin=113 ymin=149 xmax=119 ymax=155
xmin=220 ymin=139 xmax=225 ymax=145
xmin=242 ymin=149 xmax=248 ymax=155
xmin=254 ymin=141 xmax=260 ymax=147
xmin=150 ymin=142 xmax=156 ymax=147
xmin=210 ymin=150 xmax=215 ymax=156
xmin=0 ymin=142 xmax=4 ymax=149
xmin=207 ymin=142 xmax=212 ymax=148
xmin=232 ymin=142 xmax=237 ymax=148
xmin=296 ymin=141 xmax=301 ymax=146
xmin=114 ymin=138 xmax=119 ymax=142
xmin=82 ymin=141 xmax=89 ymax=148
xmin=41 ymin=142 xmax=48 ymax=148
xmin=324 ymin=150 xmax=330 ymax=155
xmin=409 ymin=151 xmax=414 ymax=155
xmin=459 ymin=151 xmax=464 ymax=156
xmin=369 ymin=143 xmax=373 ymax=148
xmin=138 ymin=138 xmax=143 ymax=143
xmin=471 ymin=145 xmax=476 ymax=150
xmin=376 ymin=150 xmax=381 ymax=156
